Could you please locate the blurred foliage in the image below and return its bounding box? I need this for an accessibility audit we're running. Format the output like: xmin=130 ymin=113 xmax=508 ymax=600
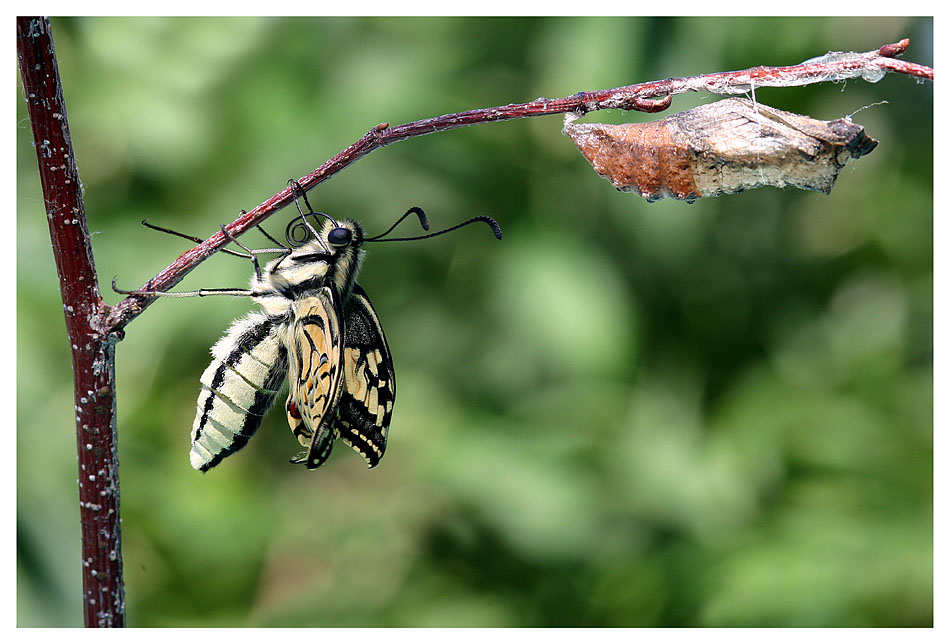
xmin=17 ymin=17 xmax=932 ymax=627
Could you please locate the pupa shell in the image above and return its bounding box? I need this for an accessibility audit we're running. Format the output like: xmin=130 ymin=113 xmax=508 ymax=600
xmin=564 ymin=97 xmax=878 ymax=202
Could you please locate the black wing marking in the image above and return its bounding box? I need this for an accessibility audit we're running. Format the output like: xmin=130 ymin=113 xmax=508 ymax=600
xmin=336 ymin=284 xmax=395 ymax=468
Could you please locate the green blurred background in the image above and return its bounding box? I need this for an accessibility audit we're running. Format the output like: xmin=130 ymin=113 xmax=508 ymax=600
xmin=17 ymin=17 xmax=932 ymax=627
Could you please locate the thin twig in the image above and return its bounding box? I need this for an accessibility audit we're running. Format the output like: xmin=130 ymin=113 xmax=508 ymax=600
xmin=103 ymin=38 xmax=931 ymax=334
xmin=17 ymin=17 xmax=125 ymax=627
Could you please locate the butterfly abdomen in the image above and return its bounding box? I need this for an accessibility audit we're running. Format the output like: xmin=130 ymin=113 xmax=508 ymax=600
xmin=190 ymin=312 xmax=287 ymax=471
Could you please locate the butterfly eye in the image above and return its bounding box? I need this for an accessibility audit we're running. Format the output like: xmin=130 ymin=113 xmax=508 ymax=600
xmin=327 ymin=227 xmax=352 ymax=247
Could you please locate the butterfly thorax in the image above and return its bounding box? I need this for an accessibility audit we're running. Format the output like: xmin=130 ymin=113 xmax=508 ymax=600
xmin=260 ymin=219 xmax=366 ymax=303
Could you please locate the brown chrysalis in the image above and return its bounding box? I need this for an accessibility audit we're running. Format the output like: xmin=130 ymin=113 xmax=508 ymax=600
xmin=564 ymin=97 xmax=878 ymax=202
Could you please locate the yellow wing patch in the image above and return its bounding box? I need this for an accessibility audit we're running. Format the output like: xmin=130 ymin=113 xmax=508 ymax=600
xmin=284 ymin=288 xmax=344 ymax=469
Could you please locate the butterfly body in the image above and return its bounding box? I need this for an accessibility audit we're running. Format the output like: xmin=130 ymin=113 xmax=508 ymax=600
xmin=113 ymin=195 xmax=501 ymax=472
xmin=189 ymin=218 xmax=395 ymax=472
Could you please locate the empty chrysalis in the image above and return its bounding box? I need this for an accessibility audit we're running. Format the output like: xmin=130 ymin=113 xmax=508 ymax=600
xmin=564 ymin=97 xmax=878 ymax=202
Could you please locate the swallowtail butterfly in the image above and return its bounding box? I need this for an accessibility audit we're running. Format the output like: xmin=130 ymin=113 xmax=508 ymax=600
xmin=116 ymin=184 xmax=501 ymax=471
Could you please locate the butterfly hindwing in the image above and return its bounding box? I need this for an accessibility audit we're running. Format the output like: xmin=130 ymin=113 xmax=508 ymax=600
xmin=336 ymin=284 xmax=395 ymax=468
xmin=285 ymin=287 xmax=345 ymax=470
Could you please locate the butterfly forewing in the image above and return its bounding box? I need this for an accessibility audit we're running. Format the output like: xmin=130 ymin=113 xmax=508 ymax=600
xmin=285 ymin=287 xmax=346 ymax=469
xmin=336 ymin=285 xmax=396 ymax=468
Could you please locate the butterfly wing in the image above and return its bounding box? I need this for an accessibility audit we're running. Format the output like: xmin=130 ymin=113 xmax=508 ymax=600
xmin=336 ymin=284 xmax=396 ymax=468
xmin=190 ymin=312 xmax=288 ymax=471
xmin=285 ymin=287 xmax=345 ymax=469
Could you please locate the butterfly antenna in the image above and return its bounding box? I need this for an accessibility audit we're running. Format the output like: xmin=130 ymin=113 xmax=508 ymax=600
xmin=366 ymin=215 xmax=502 ymax=243
xmin=365 ymin=206 xmax=431 ymax=241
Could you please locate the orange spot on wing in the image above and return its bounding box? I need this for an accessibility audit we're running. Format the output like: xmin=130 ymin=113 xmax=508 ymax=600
xmin=287 ymin=400 xmax=301 ymax=419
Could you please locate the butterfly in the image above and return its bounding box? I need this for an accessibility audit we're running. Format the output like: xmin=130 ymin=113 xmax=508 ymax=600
xmin=116 ymin=183 xmax=501 ymax=471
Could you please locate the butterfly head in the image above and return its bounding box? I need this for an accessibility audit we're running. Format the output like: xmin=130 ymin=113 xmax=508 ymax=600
xmin=275 ymin=182 xmax=502 ymax=298
xmin=266 ymin=216 xmax=366 ymax=297
xmin=318 ymin=218 xmax=366 ymax=295
xmin=324 ymin=218 xmax=365 ymax=251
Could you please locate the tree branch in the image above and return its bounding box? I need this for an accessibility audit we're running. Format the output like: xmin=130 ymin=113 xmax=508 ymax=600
xmin=103 ymin=37 xmax=932 ymax=334
xmin=17 ymin=17 xmax=125 ymax=627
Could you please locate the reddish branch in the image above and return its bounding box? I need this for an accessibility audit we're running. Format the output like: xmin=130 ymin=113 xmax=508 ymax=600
xmin=104 ymin=37 xmax=931 ymax=333
xmin=17 ymin=17 xmax=124 ymax=627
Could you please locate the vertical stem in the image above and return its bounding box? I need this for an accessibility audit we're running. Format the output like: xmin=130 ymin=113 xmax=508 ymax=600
xmin=17 ymin=17 xmax=125 ymax=627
